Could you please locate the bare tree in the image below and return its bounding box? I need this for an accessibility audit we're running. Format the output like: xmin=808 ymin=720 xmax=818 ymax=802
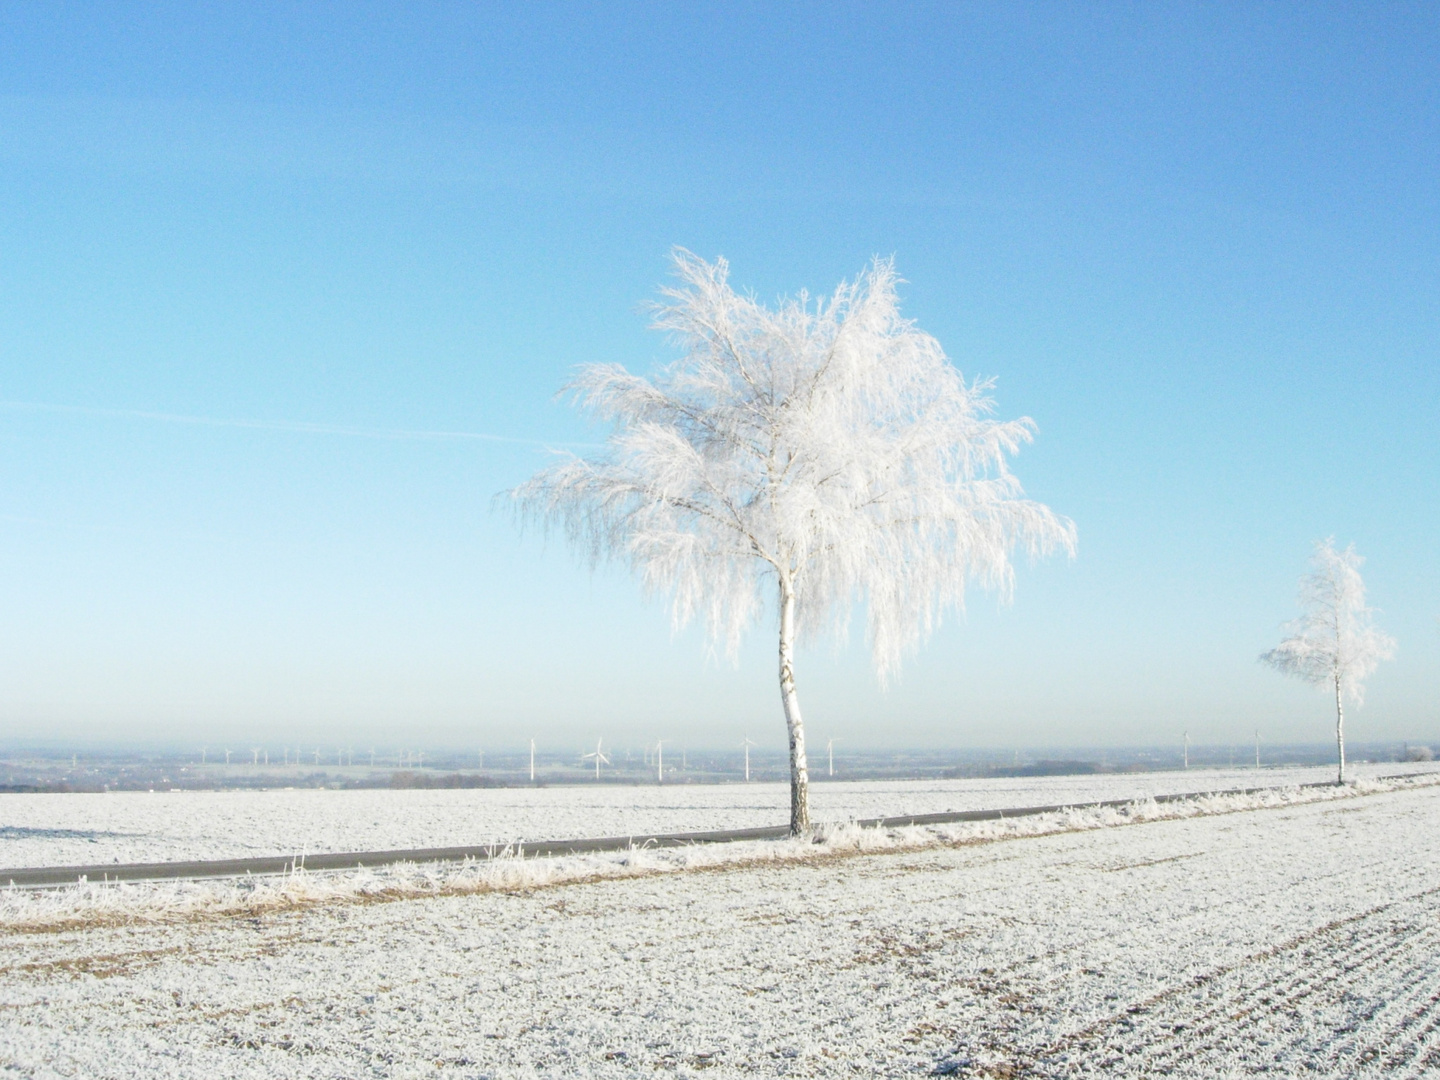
xmin=510 ymin=251 xmax=1075 ymax=833
xmin=1261 ymin=539 xmax=1396 ymax=784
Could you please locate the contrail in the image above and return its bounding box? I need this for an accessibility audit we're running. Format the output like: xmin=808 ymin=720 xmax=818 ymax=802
xmin=0 ymin=400 xmax=587 ymax=448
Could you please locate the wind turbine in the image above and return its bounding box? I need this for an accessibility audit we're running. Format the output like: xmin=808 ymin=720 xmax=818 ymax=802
xmin=224 ymin=749 xmax=231 ymax=765
xmin=1183 ymin=732 xmax=1190 ymax=770
xmin=1255 ymin=730 xmax=1261 ymax=771
xmin=581 ymin=739 xmax=610 ymax=780
xmin=654 ymin=740 xmax=665 ymax=783
xmin=529 ymin=738 xmax=536 ymax=782
xmin=827 ymin=737 xmax=839 ymax=778
xmin=201 ymin=747 xmax=207 ymax=765
xmin=252 ymin=748 xmax=259 ymax=765
xmin=741 ymin=738 xmax=756 ymax=782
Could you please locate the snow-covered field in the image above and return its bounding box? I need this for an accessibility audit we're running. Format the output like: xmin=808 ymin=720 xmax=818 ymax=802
xmin=4 ymin=761 xmax=1436 ymax=869
xmin=3 ymin=776 xmax=1440 ymax=1077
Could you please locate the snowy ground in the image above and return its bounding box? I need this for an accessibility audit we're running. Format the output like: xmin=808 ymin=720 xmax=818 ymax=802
xmin=3 ymin=778 xmax=1440 ymax=1077
xmin=4 ymin=761 xmax=1437 ymax=869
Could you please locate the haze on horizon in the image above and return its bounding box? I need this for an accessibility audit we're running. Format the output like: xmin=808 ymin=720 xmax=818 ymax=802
xmin=0 ymin=4 xmax=1435 ymax=753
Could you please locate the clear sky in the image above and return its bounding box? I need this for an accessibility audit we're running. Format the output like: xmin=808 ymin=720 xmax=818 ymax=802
xmin=0 ymin=3 xmax=1436 ymax=752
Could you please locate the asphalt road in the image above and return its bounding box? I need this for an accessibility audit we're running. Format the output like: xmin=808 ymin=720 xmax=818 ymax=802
xmin=0 ymin=780 xmax=1350 ymax=889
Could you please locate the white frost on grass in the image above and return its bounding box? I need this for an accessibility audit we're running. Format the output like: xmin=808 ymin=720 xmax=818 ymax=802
xmin=6 ymin=772 xmax=1440 ymax=1077
xmin=4 ymin=760 xmax=1435 ymax=869
xmin=5 ymin=772 xmax=1435 ymax=934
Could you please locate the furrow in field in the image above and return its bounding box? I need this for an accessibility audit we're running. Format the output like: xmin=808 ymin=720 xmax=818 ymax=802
xmin=956 ymin=805 xmax=1417 ymax=1011
xmin=935 ymin=849 xmax=1415 ymax=1059
xmin=1338 ymin=909 xmax=1440 ymax=1077
xmin=1013 ymin=885 xmax=1440 ymax=1077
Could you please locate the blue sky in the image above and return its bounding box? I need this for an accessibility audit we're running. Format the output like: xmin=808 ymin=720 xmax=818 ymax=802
xmin=0 ymin=3 xmax=1436 ymax=751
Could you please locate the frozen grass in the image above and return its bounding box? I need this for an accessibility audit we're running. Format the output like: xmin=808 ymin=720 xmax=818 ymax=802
xmin=5 ymin=772 xmax=1436 ymax=935
xmin=6 ymin=771 xmax=1440 ymax=1076
xmin=4 ymin=760 xmax=1436 ymax=869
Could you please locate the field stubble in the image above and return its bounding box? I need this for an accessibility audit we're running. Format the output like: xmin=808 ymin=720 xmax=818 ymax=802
xmin=3 ymin=777 xmax=1440 ymax=1077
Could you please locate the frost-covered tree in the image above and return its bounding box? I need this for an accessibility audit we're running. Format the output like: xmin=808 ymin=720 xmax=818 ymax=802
xmin=510 ymin=251 xmax=1076 ymax=833
xmin=1261 ymin=540 xmax=1396 ymax=785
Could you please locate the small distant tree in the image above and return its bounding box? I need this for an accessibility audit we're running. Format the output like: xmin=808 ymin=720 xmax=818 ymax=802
xmin=1261 ymin=540 xmax=1396 ymax=784
xmin=510 ymin=251 xmax=1075 ymax=834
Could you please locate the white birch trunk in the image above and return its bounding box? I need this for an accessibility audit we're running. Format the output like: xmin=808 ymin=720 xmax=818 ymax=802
xmin=1334 ymin=671 xmax=1346 ymax=785
xmin=778 ymin=578 xmax=811 ymax=835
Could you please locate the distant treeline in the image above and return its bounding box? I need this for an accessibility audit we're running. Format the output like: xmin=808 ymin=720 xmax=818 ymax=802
xmin=961 ymin=760 xmax=1142 ymax=779
xmin=384 ymin=771 xmax=520 ymax=789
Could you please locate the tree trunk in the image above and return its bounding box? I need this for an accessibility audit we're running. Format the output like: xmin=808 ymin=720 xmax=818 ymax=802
xmin=778 ymin=578 xmax=811 ymax=835
xmin=1334 ymin=672 xmax=1346 ymax=786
